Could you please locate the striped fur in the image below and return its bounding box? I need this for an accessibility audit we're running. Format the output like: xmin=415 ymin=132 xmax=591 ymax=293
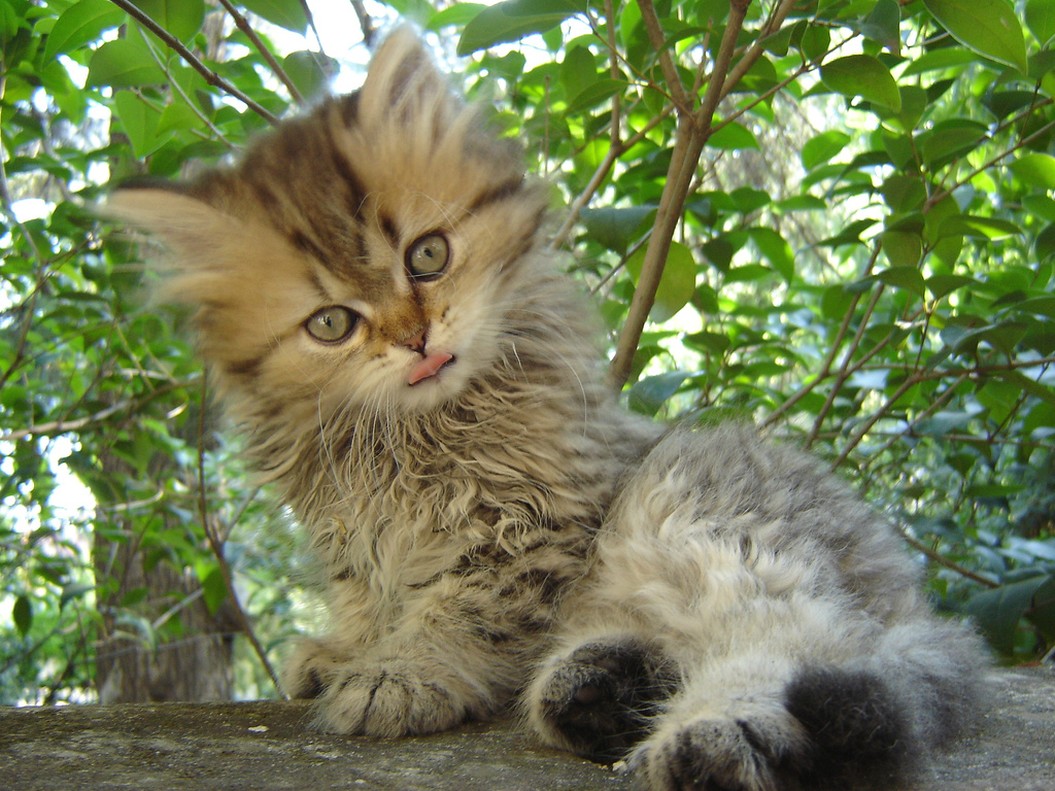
xmin=107 ymin=28 xmax=985 ymax=790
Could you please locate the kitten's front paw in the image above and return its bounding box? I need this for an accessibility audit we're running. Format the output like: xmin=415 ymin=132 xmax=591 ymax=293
xmin=283 ymin=637 xmax=346 ymax=700
xmin=529 ymin=637 xmax=677 ymax=762
xmin=314 ymin=659 xmax=472 ymax=737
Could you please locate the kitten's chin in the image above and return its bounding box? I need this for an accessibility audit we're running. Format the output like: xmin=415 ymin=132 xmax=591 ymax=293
xmin=398 ymin=357 xmax=473 ymax=414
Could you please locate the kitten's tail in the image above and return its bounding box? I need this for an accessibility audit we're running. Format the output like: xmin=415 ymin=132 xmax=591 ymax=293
xmin=856 ymin=615 xmax=989 ymax=748
xmin=782 ymin=614 xmax=988 ymax=788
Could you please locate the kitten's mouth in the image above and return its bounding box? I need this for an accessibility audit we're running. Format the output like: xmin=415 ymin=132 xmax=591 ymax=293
xmin=407 ymin=351 xmax=456 ymax=386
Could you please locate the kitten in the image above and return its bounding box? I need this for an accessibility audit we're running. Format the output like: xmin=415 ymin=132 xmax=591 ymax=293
xmin=107 ymin=28 xmax=985 ymax=791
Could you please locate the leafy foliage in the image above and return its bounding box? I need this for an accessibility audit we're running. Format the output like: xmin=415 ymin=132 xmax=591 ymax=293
xmin=2 ymin=0 xmax=1053 ymax=703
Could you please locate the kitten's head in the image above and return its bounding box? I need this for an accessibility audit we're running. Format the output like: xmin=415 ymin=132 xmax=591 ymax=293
xmin=107 ymin=29 xmax=549 ymax=428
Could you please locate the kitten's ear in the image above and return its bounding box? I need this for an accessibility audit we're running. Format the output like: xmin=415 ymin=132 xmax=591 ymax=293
xmin=102 ymin=182 xmax=242 ymax=304
xmin=358 ymin=27 xmax=459 ymax=130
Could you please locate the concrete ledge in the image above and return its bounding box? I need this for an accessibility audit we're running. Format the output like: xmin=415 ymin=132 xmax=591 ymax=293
xmin=2 ymin=667 xmax=1052 ymax=790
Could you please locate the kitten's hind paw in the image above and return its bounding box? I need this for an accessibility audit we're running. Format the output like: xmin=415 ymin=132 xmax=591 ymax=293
xmin=784 ymin=667 xmax=909 ymax=789
xmin=529 ymin=637 xmax=678 ymax=762
xmin=634 ymin=667 xmax=910 ymax=791
xmin=631 ymin=716 xmax=799 ymax=791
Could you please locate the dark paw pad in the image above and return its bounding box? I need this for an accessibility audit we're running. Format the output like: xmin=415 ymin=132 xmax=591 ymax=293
xmin=541 ymin=638 xmax=677 ymax=762
xmin=785 ymin=667 xmax=909 ymax=789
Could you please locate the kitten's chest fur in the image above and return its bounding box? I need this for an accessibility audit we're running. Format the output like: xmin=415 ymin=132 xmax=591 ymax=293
xmin=284 ymin=372 xmax=659 ymax=618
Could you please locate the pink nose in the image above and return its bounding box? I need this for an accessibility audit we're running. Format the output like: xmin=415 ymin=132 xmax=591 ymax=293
xmin=403 ymin=328 xmax=427 ymax=355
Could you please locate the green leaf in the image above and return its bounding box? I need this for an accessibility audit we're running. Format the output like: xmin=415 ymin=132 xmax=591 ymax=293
xmin=966 ymin=575 xmax=1051 ymax=655
xmin=707 ymin=121 xmax=759 ymax=151
xmin=926 ymin=274 xmax=978 ymax=300
xmin=241 ymin=0 xmax=308 ymax=33
xmin=283 ymin=51 xmax=339 ymax=101
xmin=1036 ymin=223 xmax=1055 ymax=261
xmin=44 ymin=0 xmax=124 ymax=61
xmin=855 ymin=0 xmax=901 ymax=53
xmin=135 ymin=0 xmax=205 ymax=42
xmin=748 ymin=227 xmax=794 ymax=282
xmin=937 ymin=215 xmax=1021 ymax=241
xmin=1027 ymin=0 xmax=1055 ymax=46
xmin=875 ymin=266 xmax=926 ymax=298
xmin=60 ymin=583 xmax=95 ymax=609
xmin=901 ymin=47 xmax=978 ymax=77
xmin=427 ymin=4 xmax=487 ymax=30
xmin=87 ymin=37 xmax=167 ymax=88
xmin=13 ymin=594 xmax=32 ymax=637
xmin=581 ymin=205 xmax=654 ymax=253
xmin=566 ymin=78 xmax=625 ymax=114
xmin=113 ymin=91 xmax=163 ymax=158
xmin=881 ymin=230 xmax=922 ymax=268
xmin=458 ymin=0 xmax=583 ymax=55
xmin=626 ymin=241 xmax=698 ymax=323
xmin=820 ymin=54 xmax=901 ymax=112
xmin=729 ymin=188 xmax=770 ymax=214
xmin=943 ymin=319 xmax=1029 ymax=355
xmin=923 ymin=0 xmax=1028 ymax=74
xmin=1009 ymin=153 xmax=1055 ymax=190
xmin=197 ymin=564 xmax=228 ymax=616
xmin=801 ymin=130 xmax=851 ymax=170
xmin=561 ymin=45 xmax=596 ymax=103
xmin=628 ymin=371 xmax=689 ymax=416
xmin=684 ymin=330 xmax=731 ymax=355
xmin=919 ymin=121 xmax=988 ymax=167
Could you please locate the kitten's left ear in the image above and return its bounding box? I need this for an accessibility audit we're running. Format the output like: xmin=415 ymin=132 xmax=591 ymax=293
xmin=358 ymin=26 xmax=459 ymax=130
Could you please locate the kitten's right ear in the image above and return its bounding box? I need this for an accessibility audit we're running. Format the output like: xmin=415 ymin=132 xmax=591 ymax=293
xmin=104 ymin=180 xmax=218 ymax=251
xmin=102 ymin=181 xmax=241 ymax=303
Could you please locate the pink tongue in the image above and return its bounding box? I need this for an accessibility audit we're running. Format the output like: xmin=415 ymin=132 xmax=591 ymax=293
xmin=408 ymin=352 xmax=454 ymax=386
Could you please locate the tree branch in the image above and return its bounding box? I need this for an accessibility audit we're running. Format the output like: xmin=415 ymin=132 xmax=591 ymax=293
xmin=609 ymin=0 xmax=751 ymax=389
xmin=106 ymin=0 xmax=280 ymax=124
xmin=217 ymin=0 xmax=304 ymax=105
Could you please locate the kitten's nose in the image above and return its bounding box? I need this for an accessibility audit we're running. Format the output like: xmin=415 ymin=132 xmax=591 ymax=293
xmin=402 ymin=328 xmax=427 ymax=355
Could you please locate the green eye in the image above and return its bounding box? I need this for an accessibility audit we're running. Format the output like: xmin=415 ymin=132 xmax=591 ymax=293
xmin=405 ymin=233 xmax=450 ymax=280
xmin=305 ymin=306 xmax=359 ymax=343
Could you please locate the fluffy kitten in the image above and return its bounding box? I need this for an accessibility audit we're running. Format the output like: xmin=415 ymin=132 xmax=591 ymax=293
xmin=107 ymin=28 xmax=985 ymax=791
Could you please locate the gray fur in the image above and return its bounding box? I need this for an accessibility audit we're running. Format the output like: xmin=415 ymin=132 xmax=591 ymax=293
xmin=107 ymin=28 xmax=986 ymax=791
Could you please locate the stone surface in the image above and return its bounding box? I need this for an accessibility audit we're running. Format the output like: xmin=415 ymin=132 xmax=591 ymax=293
xmin=2 ymin=667 xmax=1053 ymax=790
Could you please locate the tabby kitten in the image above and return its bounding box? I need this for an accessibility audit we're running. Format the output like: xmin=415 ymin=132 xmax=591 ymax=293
xmin=108 ymin=28 xmax=985 ymax=791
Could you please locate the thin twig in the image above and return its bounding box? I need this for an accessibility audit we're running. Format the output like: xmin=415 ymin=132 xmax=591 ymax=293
xmin=106 ymin=0 xmax=280 ymax=124
xmin=720 ymin=0 xmax=798 ymax=95
xmin=899 ymin=529 xmax=1000 ymax=589
xmin=350 ymin=0 xmax=376 ymax=48
xmin=926 ymin=115 xmax=1055 ymax=211
xmin=196 ymin=378 xmax=286 ymax=698
xmin=805 ymin=282 xmax=885 ymax=447
xmin=548 ymin=105 xmax=673 ymax=251
xmin=217 ymin=0 xmax=304 ymax=104
xmin=763 ymin=244 xmax=882 ymax=427
xmin=636 ymin=0 xmax=693 ymax=114
xmin=831 ymin=373 xmax=920 ymax=469
xmin=300 ymin=0 xmax=327 ymax=55
xmin=135 ymin=33 xmax=233 ymax=146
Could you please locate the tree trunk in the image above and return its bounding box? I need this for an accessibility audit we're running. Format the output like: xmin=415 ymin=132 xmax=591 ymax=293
xmin=92 ymin=450 xmax=235 ymax=703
